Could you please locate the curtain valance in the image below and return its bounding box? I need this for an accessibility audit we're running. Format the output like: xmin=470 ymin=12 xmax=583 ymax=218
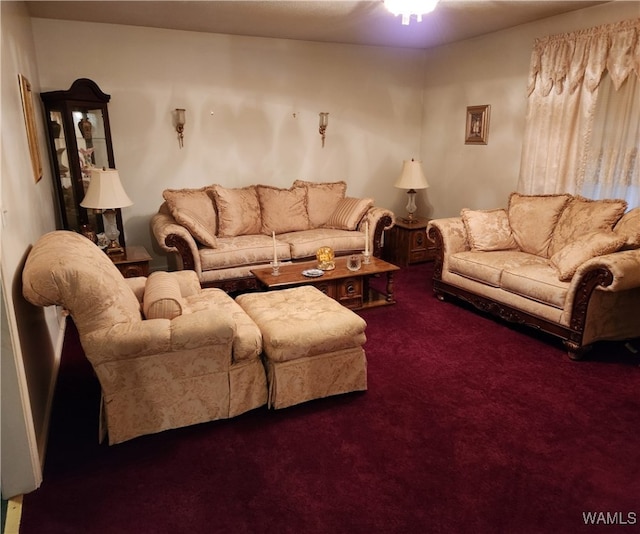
xmin=527 ymin=18 xmax=640 ymax=96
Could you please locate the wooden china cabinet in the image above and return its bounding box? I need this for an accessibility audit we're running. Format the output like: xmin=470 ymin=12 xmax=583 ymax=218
xmin=40 ymin=78 xmax=126 ymax=247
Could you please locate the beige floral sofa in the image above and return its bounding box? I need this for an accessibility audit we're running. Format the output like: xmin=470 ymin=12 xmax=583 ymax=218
xmin=427 ymin=193 xmax=640 ymax=359
xmin=151 ymin=180 xmax=395 ymax=291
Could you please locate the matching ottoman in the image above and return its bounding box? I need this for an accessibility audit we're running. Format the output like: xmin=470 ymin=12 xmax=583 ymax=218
xmin=236 ymin=286 xmax=367 ymax=409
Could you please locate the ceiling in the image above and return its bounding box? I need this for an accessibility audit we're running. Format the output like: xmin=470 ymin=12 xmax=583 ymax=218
xmin=25 ymin=0 xmax=608 ymax=50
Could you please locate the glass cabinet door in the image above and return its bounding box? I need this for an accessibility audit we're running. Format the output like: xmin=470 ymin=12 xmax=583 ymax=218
xmin=47 ymin=108 xmax=77 ymax=231
xmin=41 ymin=79 xmax=125 ymax=247
xmin=71 ymin=107 xmax=110 ymax=234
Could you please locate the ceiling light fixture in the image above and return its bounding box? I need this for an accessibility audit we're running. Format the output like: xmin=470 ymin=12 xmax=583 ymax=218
xmin=384 ymin=0 xmax=439 ymax=25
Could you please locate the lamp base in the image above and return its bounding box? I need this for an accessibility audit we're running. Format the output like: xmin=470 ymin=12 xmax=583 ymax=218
xmin=401 ymin=213 xmax=420 ymax=224
xmin=402 ymin=189 xmax=419 ymax=224
xmin=102 ymin=209 xmax=123 ymax=255
xmin=106 ymin=240 xmax=124 ymax=255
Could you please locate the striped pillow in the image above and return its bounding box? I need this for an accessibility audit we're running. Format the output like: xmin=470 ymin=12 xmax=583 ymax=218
xmin=143 ymin=272 xmax=185 ymax=320
xmin=324 ymin=197 xmax=374 ymax=231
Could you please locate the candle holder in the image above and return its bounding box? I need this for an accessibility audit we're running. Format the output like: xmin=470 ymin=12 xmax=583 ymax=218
xmin=270 ymin=261 xmax=280 ymax=276
xmin=362 ymin=251 xmax=371 ymax=265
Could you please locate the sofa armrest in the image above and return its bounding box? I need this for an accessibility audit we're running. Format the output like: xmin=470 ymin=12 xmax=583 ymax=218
xmin=151 ymin=206 xmax=202 ymax=275
xmin=170 ymin=270 xmax=203 ymax=296
xmin=553 ymin=248 xmax=640 ymax=340
xmin=85 ymin=312 xmax=236 ymax=365
xmin=575 ymin=248 xmax=640 ymax=292
xmin=427 ymin=217 xmax=470 ymax=279
xmin=124 ymin=276 xmax=147 ymax=304
xmin=360 ymin=206 xmax=395 ymax=258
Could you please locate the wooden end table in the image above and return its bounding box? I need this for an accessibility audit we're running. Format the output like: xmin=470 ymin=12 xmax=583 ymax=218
xmin=383 ymin=216 xmax=435 ymax=267
xmin=251 ymin=256 xmax=400 ymax=311
xmin=110 ymin=246 xmax=152 ymax=278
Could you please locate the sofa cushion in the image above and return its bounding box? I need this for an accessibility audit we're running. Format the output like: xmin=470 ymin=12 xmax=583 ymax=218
xmin=293 ymin=180 xmax=347 ymax=228
xmin=200 ymin=234 xmax=292 ymax=270
xmin=279 ymin=228 xmax=366 ymax=259
xmin=507 ymin=193 xmax=571 ymax=257
xmin=143 ymin=272 xmax=185 ymax=320
xmin=549 ymin=230 xmax=626 ymax=281
xmin=324 ymin=197 xmax=373 ymax=231
xmin=449 ymin=250 xmax=547 ymax=287
xmin=212 ymin=185 xmax=262 ymax=237
xmin=185 ymin=288 xmax=262 ymax=362
xmin=614 ymin=207 xmax=640 ymax=249
xmin=461 ymin=208 xmax=518 ymax=252
xmin=256 ymin=185 xmax=310 ymax=235
xmin=500 ymin=263 xmax=569 ymax=309
xmin=163 ymin=187 xmax=217 ymax=247
xmin=548 ymin=196 xmax=627 ymax=257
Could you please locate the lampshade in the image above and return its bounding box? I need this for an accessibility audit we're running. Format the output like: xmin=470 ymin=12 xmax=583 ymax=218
xmin=394 ymin=159 xmax=429 ymax=190
xmin=80 ymin=168 xmax=133 ymax=209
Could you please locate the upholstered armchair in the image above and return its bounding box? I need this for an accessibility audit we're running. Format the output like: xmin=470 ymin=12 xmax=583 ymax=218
xmin=23 ymin=231 xmax=267 ymax=444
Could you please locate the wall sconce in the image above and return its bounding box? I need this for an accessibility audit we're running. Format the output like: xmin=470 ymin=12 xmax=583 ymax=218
xmin=174 ymin=108 xmax=186 ymax=148
xmin=319 ymin=112 xmax=329 ymax=148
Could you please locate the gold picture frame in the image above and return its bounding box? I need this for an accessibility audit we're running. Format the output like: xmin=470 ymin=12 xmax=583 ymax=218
xmin=465 ymin=105 xmax=490 ymax=145
xmin=19 ymin=74 xmax=43 ymax=182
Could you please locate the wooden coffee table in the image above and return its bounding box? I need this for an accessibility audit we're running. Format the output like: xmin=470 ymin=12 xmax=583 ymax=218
xmin=251 ymin=256 xmax=400 ymax=311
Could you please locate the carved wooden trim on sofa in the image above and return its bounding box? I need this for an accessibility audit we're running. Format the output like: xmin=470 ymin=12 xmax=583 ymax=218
xmin=165 ymin=233 xmax=195 ymax=271
xmin=372 ymin=214 xmax=392 ymax=258
xmin=427 ymin=225 xmax=614 ymax=360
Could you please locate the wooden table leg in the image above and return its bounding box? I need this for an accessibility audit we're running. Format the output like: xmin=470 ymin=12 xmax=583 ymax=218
xmin=385 ymin=271 xmax=395 ymax=303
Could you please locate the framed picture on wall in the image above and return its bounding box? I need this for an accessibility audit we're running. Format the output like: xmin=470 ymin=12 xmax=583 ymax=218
xmin=465 ymin=105 xmax=490 ymax=145
xmin=19 ymin=74 xmax=43 ymax=183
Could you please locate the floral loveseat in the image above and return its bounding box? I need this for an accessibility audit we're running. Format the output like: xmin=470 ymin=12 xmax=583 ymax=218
xmin=427 ymin=193 xmax=640 ymax=359
xmin=152 ymin=180 xmax=395 ymax=291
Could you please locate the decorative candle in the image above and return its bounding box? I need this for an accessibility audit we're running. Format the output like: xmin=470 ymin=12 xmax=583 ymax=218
xmin=364 ymin=221 xmax=369 ymax=255
xmin=272 ymin=231 xmax=278 ymax=264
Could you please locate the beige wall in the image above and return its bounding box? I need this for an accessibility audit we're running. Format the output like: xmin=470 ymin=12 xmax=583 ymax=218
xmin=31 ymin=19 xmax=427 ymax=271
xmin=420 ymin=1 xmax=640 ymax=219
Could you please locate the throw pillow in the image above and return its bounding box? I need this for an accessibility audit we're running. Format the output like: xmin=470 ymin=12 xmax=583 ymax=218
xmin=614 ymin=207 xmax=640 ymax=249
xmin=324 ymin=197 xmax=374 ymax=231
xmin=461 ymin=208 xmax=518 ymax=252
xmin=162 ymin=187 xmax=217 ymax=247
xmin=143 ymin=272 xmax=185 ymax=320
xmin=293 ymin=180 xmax=347 ymax=228
xmin=549 ymin=230 xmax=626 ymax=281
xmin=507 ymin=192 xmax=572 ymax=257
xmin=256 ymin=185 xmax=310 ymax=234
xmin=212 ymin=185 xmax=262 ymax=237
xmin=548 ymin=196 xmax=627 ymax=257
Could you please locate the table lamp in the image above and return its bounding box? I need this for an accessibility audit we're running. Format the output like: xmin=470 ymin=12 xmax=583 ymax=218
xmin=394 ymin=158 xmax=429 ymax=223
xmin=80 ymin=167 xmax=132 ymax=254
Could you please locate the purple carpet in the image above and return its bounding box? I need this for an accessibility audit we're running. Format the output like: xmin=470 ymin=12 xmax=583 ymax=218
xmin=21 ymin=264 xmax=640 ymax=533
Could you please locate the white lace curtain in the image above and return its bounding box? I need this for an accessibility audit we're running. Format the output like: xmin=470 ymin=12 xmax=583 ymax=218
xmin=517 ymin=18 xmax=640 ymax=207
